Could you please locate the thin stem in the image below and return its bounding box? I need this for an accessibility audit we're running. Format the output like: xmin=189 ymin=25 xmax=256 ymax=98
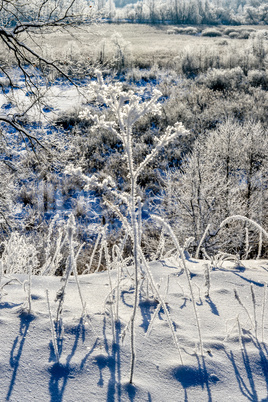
xmin=153 ymin=215 xmax=204 ymax=356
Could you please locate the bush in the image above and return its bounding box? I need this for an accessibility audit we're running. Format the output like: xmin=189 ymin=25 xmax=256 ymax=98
xmin=249 ymin=30 xmax=268 ymax=40
xmin=223 ymin=28 xmax=238 ymax=36
xmin=172 ymin=27 xmax=199 ymax=36
xmin=183 ymin=27 xmax=199 ymax=35
xmin=201 ymin=28 xmax=222 ymax=37
xmin=200 ymin=67 xmax=245 ymax=92
xmin=181 ymin=52 xmax=200 ymax=77
xmin=228 ymin=32 xmax=239 ymax=39
xmin=167 ymin=29 xmax=176 ymax=35
xmin=173 ymin=27 xmax=186 ymax=34
xmin=238 ymin=30 xmax=251 ymax=39
xmin=248 ymin=70 xmax=268 ymax=89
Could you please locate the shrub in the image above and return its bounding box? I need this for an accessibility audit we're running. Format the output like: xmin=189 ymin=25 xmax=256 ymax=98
xmin=223 ymin=28 xmax=238 ymax=36
xmin=181 ymin=52 xmax=200 ymax=77
xmin=172 ymin=27 xmax=198 ymax=36
xmin=238 ymin=30 xmax=251 ymax=39
xmin=173 ymin=27 xmax=186 ymax=34
xmin=201 ymin=28 xmax=222 ymax=37
xmin=183 ymin=27 xmax=199 ymax=35
xmin=248 ymin=70 xmax=268 ymax=89
xmin=250 ymin=30 xmax=268 ymax=40
xmin=200 ymin=67 xmax=245 ymax=92
xmin=229 ymin=32 xmax=239 ymax=39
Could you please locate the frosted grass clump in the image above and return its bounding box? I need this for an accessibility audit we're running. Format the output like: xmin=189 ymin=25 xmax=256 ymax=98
xmin=1 ymin=232 xmax=39 ymax=275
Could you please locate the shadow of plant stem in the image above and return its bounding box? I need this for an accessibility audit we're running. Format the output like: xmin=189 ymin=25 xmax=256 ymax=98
xmin=48 ymin=317 xmax=87 ymax=402
xmin=225 ymin=335 xmax=259 ymax=401
xmin=6 ymin=312 xmax=35 ymax=401
xmin=97 ymin=315 xmax=122 ymax=401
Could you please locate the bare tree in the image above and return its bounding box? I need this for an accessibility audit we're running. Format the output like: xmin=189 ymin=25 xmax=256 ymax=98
xmin=0 ymin=0 xmax=93 ymax=146
xmin=0 ymin=0 xmax=96 ymax=236
xmin=159 ymin=120 xmax=268 ymax=257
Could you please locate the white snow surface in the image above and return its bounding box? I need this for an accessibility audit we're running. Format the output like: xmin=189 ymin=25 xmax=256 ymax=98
xmin=0 ymin=83 xmax=85 ymax=122
xmin=1 ymin=257 xmax=268 ymax=402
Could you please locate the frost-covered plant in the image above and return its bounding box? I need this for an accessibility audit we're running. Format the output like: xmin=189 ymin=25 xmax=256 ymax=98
xmin=23 ymin=258 xmax=33 ymax=314
xmin=202 ymin=67 xmax=245 ymax=92
xmin=203 ymin=263 xmax=211 ymax=298
xmin=82 ymin=229 xmax=104 ymax=274
xmin=202 ymin=250 xmax=243 ymax=270
xmin=159 ymin=121 xmax=268 ymax=257
xmin=40 ymin=215 xmax=66 ymax=276
xmin=1 ymin=232 xmax=39 ymax=275
xmin=195 ymin=224 xmax=210 ymax=259
xmin=145 ymin=275 xmax=170 ymax=337
xmin=250 ymin=30 xmax=268 ymax=63
xmin=261 ymin=283 xmax=267 ymax=343
xmin=111 ymin=32 xmax=132 ymax=71
xmin=248 ymin=70 xmax=268 ymax=89
xmin=152 ymin=215 xmax=204 ymax=356
xmin=55 ymin=214 xmax=85 ymax=324
xmin=233 ymin=281 xmax=268 ymax=343
xmin=234 ymin=288 xmax=251 ymax=331
xmin=220 ymin=215 xmax=268 ymax=240
xmin=46 ymin=289 xmax=60 ymax=364
xmin=201 ymin=28 xmax=222 ymax=37
xmin=69 ymin=71 xmax=189 ymax=383
xmin=234 ymin=284 xmax=260 ymax=339
xmin=220 ymin=216 xmax=268 ymax=259
xmin=151 ymin=226 xmax=165 ymax=261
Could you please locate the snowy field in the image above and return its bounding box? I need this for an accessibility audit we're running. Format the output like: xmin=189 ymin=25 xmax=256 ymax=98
xmin=1 ymin=257 xmax=268 ymax=401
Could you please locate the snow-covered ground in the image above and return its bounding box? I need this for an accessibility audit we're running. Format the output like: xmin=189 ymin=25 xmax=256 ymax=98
xmin=0 ymin=77 xmax=85 ymax=123
xmin=1 ymin=257 xmax=268 ymax=401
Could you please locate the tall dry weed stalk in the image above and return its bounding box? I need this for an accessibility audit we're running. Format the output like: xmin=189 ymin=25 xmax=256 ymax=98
xmin=195 ymin=224 xmax=210 ymax=259
xmin=55 ymin=214 xmax=85 ymax=323
xmin=46 ymin=289 xmax=60 ymax=363
xmin=152 ymin=215 xmax=204 ymax=356
xmin=203 ymin=263 xmax=211 ymax=298
xmin=66 ymin=71 xmax=189 ymax=383
xmin=261 ymin=283 xmax=267 ymax=343
xmin=220 ymin=215 xmax=268 ymax=242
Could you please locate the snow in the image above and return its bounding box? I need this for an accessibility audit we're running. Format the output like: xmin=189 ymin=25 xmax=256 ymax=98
xmin=1 ymin=257 xmax=268 ymax=401
xmin=0 ymin=82 xmax=85 ymax=123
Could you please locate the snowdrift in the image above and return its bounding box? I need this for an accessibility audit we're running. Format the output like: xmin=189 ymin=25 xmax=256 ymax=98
xmin=1 ymin=258 xmax=268 ymax=401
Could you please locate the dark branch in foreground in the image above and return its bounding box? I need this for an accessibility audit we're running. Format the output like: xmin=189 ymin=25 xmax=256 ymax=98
xmin=0 ymin=0 xmax=93 ymax=146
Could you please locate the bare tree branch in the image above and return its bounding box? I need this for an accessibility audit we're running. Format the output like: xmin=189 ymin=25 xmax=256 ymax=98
xmin=0 ymin=0 xmax=94 ymax=150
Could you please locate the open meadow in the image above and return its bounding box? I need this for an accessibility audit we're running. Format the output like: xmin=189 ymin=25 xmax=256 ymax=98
xmin=4 ymin=23 xmax=267 ymax=70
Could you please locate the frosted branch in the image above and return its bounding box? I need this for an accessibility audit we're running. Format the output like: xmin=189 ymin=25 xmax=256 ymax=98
xmin=220 ymin=215 xmax=268 ymax=239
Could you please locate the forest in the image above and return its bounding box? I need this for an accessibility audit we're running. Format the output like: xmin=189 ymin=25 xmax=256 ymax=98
xmin=109 ymin=0 xmax=268 ymax=26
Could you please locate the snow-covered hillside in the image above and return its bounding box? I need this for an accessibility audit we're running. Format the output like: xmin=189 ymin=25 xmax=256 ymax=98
xmin=1 ymin=257 xmax=268 ymax=401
